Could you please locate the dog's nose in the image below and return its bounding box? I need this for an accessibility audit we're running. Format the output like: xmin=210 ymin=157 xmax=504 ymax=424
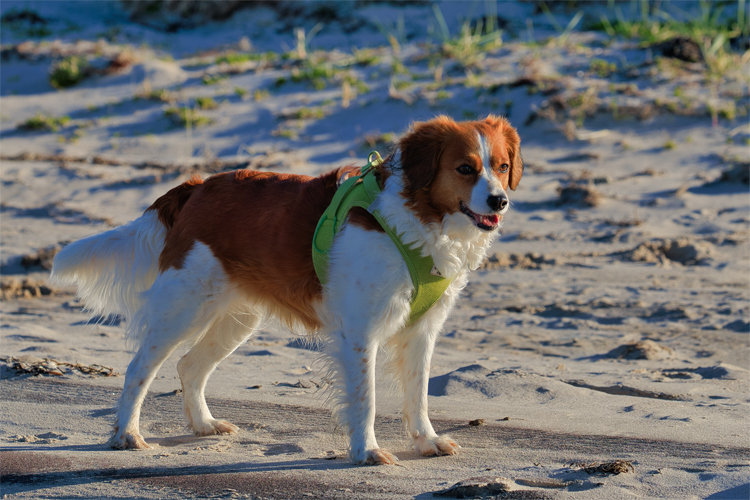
xmin=487 ymin=194 xmax=508 ymax=212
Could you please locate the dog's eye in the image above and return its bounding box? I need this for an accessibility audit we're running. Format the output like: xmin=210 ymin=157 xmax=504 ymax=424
xmin=498 ymin=164 xmax=509 ymax=173
xmin=456 ymin=164 xmax=474 ymax=175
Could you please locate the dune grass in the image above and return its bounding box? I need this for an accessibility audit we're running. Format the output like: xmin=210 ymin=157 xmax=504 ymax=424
xmin=20 ymin=113 xmax=71 ymax=132
xmin=195 ymin=96 xmax=218 ymax=110
xmin=432 ymin=4 xmax=503 ymax=70
xmin=50 ymin=56 xmax=88 ymax=89
xmin=164 ymin=107 xmax=213 ymax=127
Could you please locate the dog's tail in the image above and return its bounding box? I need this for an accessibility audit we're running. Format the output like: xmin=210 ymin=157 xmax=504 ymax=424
xmin=50 ymin=176 xmax=203 ymax=320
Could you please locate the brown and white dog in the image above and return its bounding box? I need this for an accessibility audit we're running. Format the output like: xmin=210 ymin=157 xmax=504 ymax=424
xmin=51 ymin=115 xmax=523 ymax=465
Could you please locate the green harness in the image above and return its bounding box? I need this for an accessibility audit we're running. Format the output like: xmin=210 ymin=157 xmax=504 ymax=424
xmin=312 ymin=152 xmax=451 ymax=325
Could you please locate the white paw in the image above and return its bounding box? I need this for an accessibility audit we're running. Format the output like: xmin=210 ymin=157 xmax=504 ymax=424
xmin=109 ymin=430 xmax=153 ymax=450
xmin=352 ymin=448 xmax=399 ymax=465
xmin=192 ymin=419 xmax=239 ymax=436
xmin=414 ymin=435 xmax=460 ymax=457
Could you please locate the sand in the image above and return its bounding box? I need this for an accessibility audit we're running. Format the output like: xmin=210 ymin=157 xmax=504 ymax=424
xmin=1 ymin=1 xmax=749 ymax=499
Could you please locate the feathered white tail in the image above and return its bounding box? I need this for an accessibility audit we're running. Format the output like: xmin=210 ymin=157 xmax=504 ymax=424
xmin=50 ymin=211 xmax=166 ymax=320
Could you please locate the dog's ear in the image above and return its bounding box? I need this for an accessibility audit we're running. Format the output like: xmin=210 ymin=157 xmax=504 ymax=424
xmin=503 ymin=124 xmax=523 ymax=191
xmin=399 ymin=116 xmax=458 ymax=192
xmin=485 ymin=115 xmax=523 ymax=191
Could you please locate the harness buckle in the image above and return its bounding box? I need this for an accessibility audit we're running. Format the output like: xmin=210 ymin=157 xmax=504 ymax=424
xmin=361 ymin=150 xmax=384 ymax=175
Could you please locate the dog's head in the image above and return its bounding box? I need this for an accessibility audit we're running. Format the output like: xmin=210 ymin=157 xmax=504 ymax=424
xmin=397 ymin=115 xmax=523 ymax=231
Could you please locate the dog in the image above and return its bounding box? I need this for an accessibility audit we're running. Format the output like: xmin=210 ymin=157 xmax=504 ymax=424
xmin=51 ymin=115 xmax=523 ymax=465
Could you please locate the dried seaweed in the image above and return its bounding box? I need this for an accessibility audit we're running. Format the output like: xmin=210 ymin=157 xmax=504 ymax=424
xmin=1 ymin=356 xmax=118 ymax=377
xmin=570 ymin=460 xmax=634 ymax=475
xmin=434 ymin=476 xmax=512 ymax=498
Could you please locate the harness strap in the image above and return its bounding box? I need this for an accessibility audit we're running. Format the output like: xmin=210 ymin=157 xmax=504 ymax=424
xmin=311 ymin=153 xmax=383 ymax=277
xmin=312 ymin=152 xmax=451 ymax=325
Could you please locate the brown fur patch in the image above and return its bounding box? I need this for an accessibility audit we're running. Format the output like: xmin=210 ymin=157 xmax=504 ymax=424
xmin=147 ymin=175 xmax=204 ymax=230
xmin=154 ymin=169 xmax=346 ymax=331
xmin=347 ymin=207 xmax=386 ymax=233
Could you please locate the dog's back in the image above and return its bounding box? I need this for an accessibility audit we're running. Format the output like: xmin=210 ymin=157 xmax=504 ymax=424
xmin=156 ymin=169 xmax=343 ymax=329
xmin=52 ymin=169 xmax=342 ymax=330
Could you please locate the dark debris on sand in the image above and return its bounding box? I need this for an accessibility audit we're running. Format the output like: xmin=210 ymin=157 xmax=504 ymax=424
xmin=20 ymin=244 xmax=61 ymax=271
xmin=1 ymin=278 xmax=56 ymax=300
xmin=570 ymin=460 xmax=634 ymax=476
xmin=556 ymin=183 xmax=603 ymax=208
xmin=1 ymin=356 xmax=117 ymax=377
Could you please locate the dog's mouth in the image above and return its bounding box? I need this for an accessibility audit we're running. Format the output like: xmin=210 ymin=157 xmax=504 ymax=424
xmin=459 ymin=202 xmax=500 ymax=231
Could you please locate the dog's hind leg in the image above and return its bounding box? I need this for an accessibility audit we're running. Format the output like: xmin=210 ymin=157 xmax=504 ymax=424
xmin=177 ymin=310 xmax=259 ymax=436
xmin=110 ymin=242 xmax=233 ymax=450
xmin=111 ymin=336 xmax=188 ymax=450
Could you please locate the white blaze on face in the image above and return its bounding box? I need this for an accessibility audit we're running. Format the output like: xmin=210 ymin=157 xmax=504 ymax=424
xmin=470 ymin=133 xmax=508 ymax=215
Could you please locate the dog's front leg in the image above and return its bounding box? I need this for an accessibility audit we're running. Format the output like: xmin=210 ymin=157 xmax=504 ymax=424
xmin=332 ymin=333 xmax=398 ymax=465
xmin=396 ymin=326 xmax=460 ymax=457
xmin=326 ymin=224 xmax=412 ymax=464
xmin=389 ymin=282 xmax=464 ymax=458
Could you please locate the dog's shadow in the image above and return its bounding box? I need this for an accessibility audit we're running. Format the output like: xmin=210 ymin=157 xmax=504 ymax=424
xmin=1 ymin=447 xmax=356 ymax=496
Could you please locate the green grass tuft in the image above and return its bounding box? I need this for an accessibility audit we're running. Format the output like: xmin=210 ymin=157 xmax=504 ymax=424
xmin=393 ymin=80 xmax=412 ymax=91
xmin=590 ymin=58 xmax=617 ymax=78
xmin=433 ymin=5 xmax=503 ymax=69
xmin=195 ymin=96 xmax=218 ymax=110
xmin=50 ymin=56 xmax=88 ymax=89
xmin=290 ymin=60 xmax=339 ymax=89
xmin=345 ymin=75 xmax=370 ymax=94
xmin=202 ymin=74 xmax=228 ymax=85
xmin=352 ymin=48 xmax=381 ymax=67
xmin=435 ymin=90 xmax=451 ymax=101
xmin=253 ymin=89 xmax=270 ymax=101
xmin=20 ymin=113 xmax=71 ymax=132
xmin=164 ymin=107 xmax=213 ymax=127
xmin=136 ymin=88 xmax=176 ymax=102
xmin=215 ymin=51 xmax=277 ymax=65
xmin=290 ymin=107 xmax=326 ymax=120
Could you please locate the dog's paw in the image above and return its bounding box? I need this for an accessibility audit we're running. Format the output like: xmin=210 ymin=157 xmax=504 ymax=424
xmin=414 ymin=435 xmax=460 ymax=457
xmin=353 ymin=448 xmax=399 ymax=466
xmin=192 ymin=419 xmax=239 ymax=436
xmin=109 ymin=431 xmax=153 ymax=450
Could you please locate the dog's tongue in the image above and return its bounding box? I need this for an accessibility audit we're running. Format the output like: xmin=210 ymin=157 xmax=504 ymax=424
xmin=478 ymin=214 xmax=499 ymax=226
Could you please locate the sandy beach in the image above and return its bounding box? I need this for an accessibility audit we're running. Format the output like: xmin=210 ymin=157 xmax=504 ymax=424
xmin=1 ymin=1 xmax=749 ymax=498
